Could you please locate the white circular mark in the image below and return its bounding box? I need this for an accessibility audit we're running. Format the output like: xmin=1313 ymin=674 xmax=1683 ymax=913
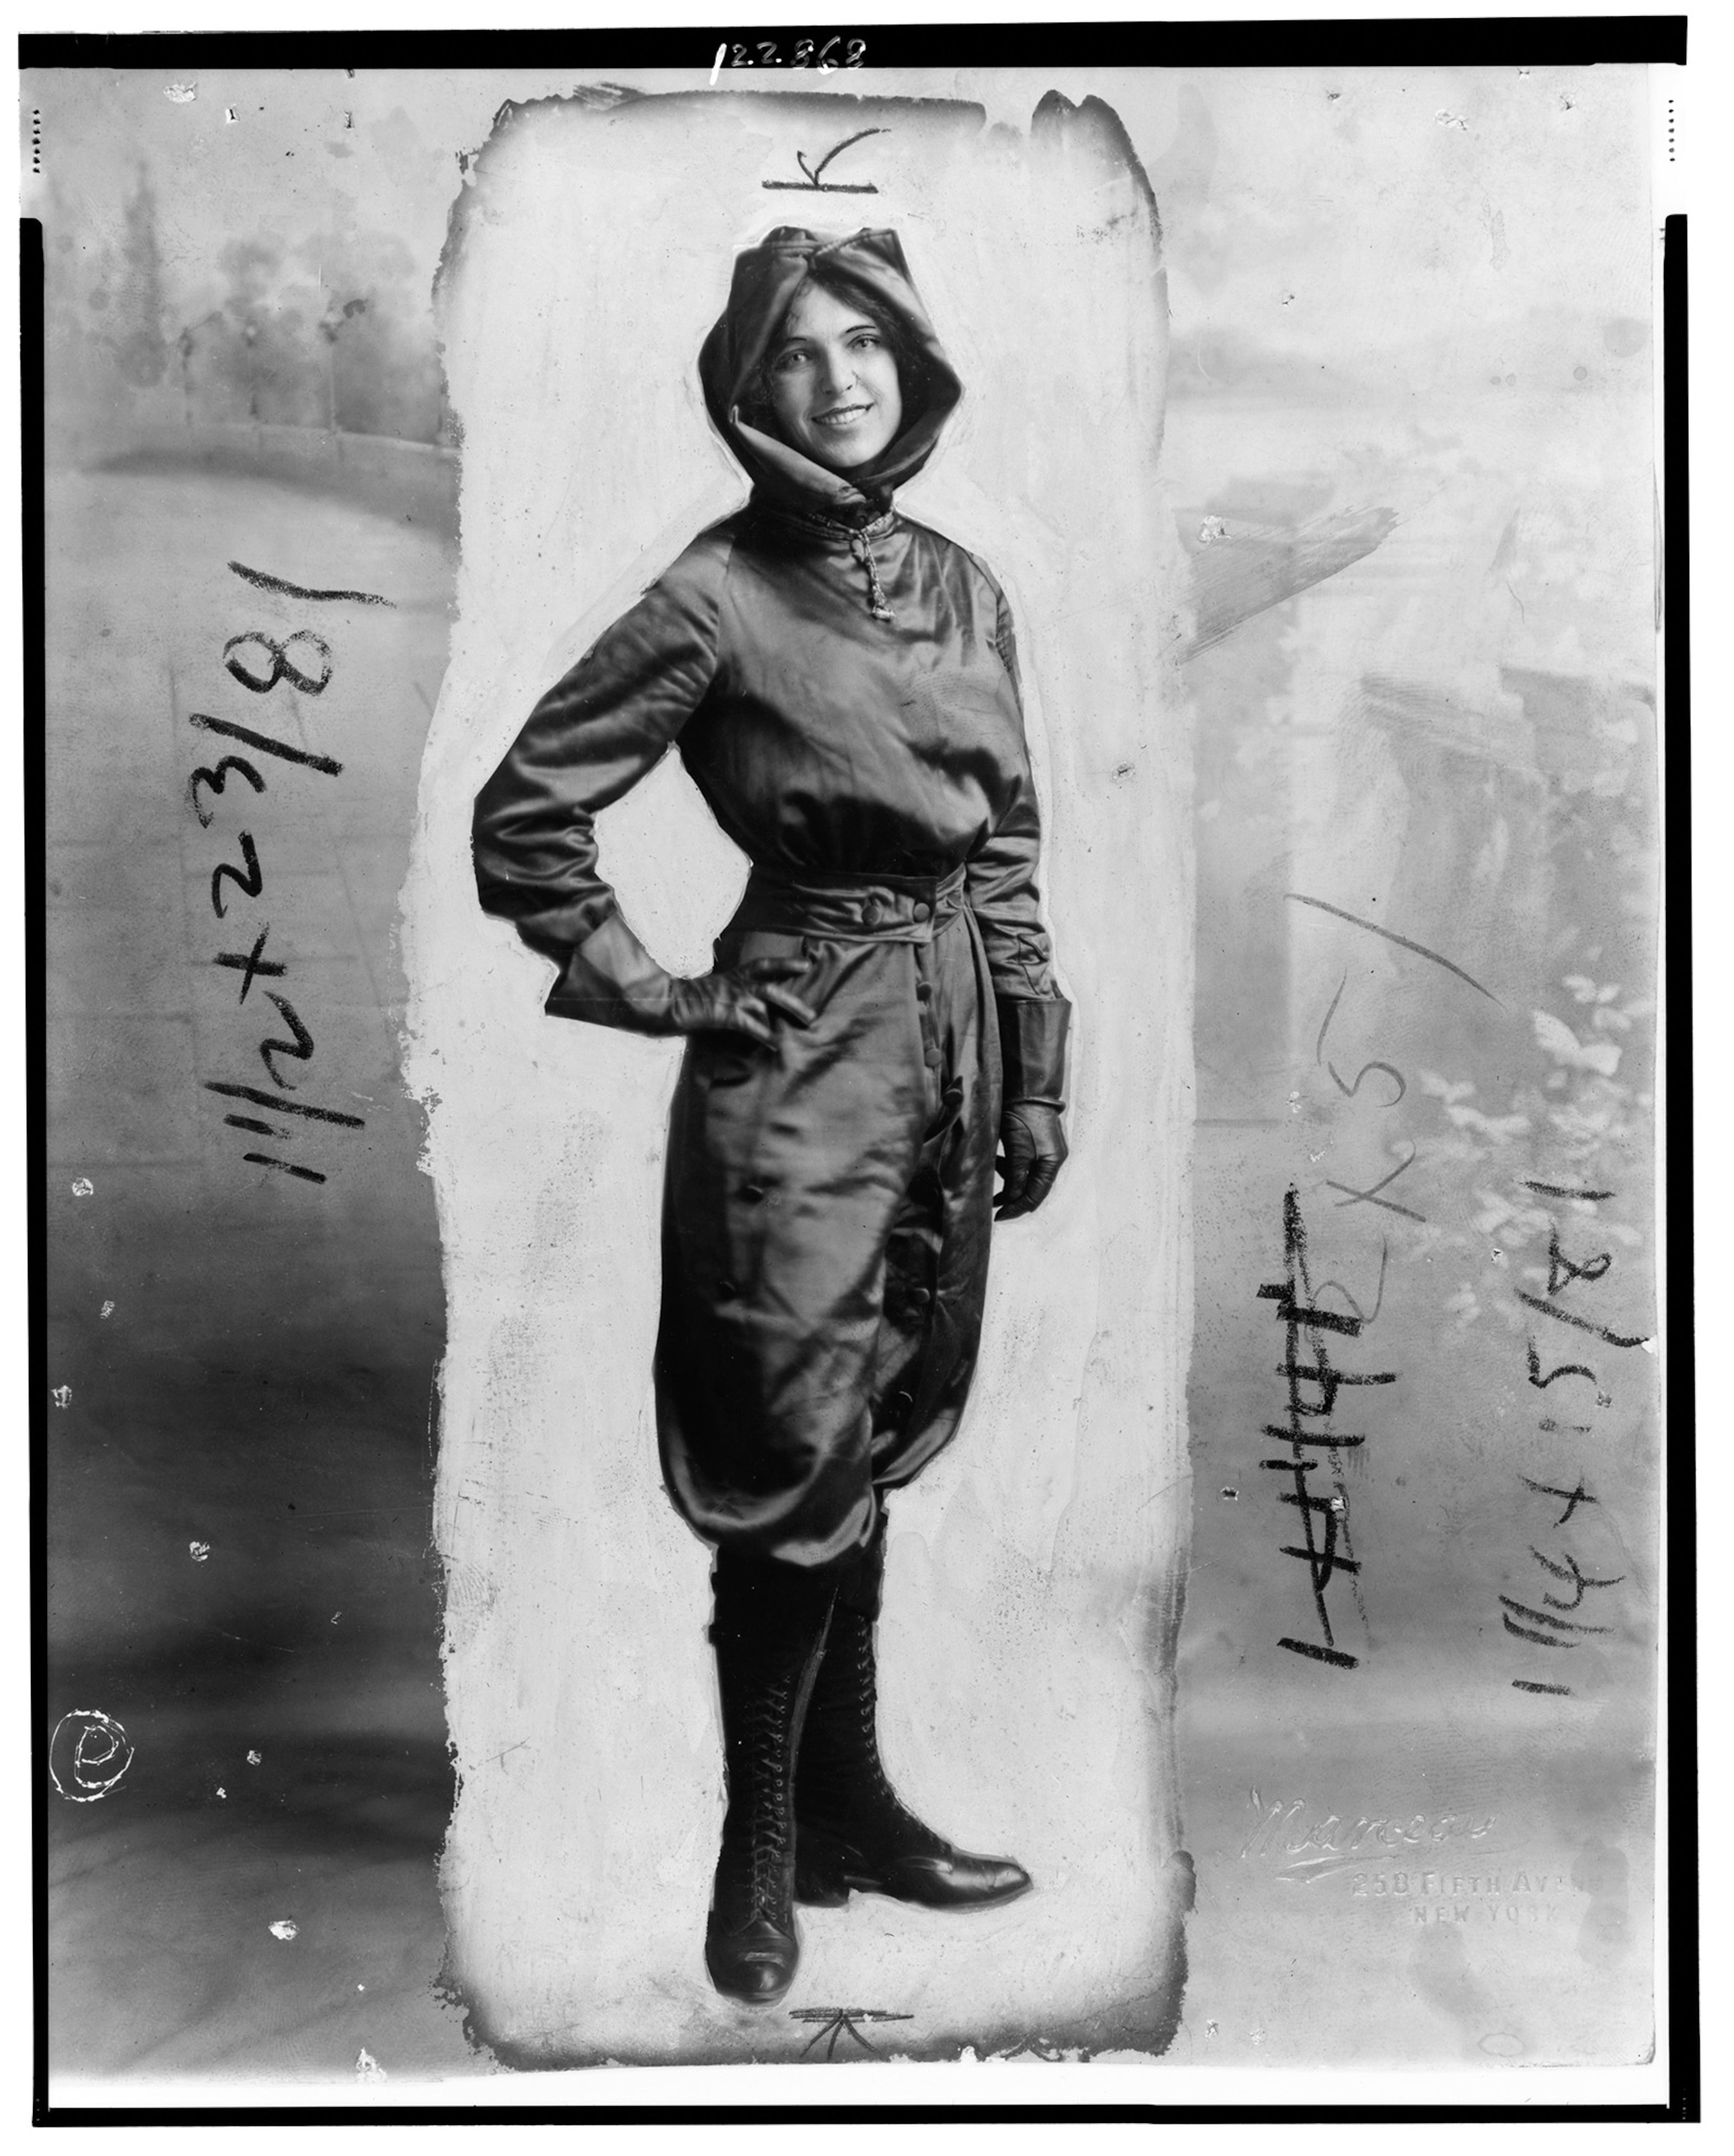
xmin=71 ymin=1178 xmax=93 ymax=1197
xmin=165 ymin=83 xmax=197 ymax=104
xmin=268 ymin=1919 xmax=298 ymax=1941
xmin=51 ymin=1386 xmax=71 ymax=1409
xmin=246 ymin=1749 xmax=262 ymax=1765
xmin=189 ymin=1541 xmax=211 ymax=1563
xmin=100 ymin=1300 xmax=114 ymax=1318
xmin=49 ymin=1710 xmax=135 ymax=1802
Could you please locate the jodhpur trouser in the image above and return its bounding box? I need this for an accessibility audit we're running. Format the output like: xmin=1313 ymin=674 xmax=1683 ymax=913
xmin=655 ymin=863 xmax=1001 ymax=1571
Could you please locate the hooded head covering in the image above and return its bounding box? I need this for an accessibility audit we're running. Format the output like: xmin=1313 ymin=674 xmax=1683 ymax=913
xmin=699 ymin=227 xmax=963 ymax=521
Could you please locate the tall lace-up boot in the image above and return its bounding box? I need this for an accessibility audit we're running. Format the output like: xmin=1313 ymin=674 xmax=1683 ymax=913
xmin=704 ymin=1553 xmax=836 ymax=2005
xmin=792 ymin=1527 xmax=1032 ymax=1911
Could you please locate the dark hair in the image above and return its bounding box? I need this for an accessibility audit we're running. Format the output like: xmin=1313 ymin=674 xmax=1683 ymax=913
xmin=740 ymin=267 xmax=931 ymax=434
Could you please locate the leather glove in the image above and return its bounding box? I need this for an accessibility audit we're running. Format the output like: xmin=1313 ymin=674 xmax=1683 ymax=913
xmin=995 ymin=1102 xmax=1069 ymax=1220
xmin=656 ymin=959 xmax=816 ymax=1044
xmin=545 ymin=912 xmax=815 ymax=1045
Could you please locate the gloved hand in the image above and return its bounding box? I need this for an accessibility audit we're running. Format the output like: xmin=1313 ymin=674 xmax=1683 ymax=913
xmin=546 ymin=911 xmax=815 ymax=1044
xmin=994 ymin=1102 xmax=1068 ymax=1220
xmin=656 ymin=958 xmax=817 ymax=1045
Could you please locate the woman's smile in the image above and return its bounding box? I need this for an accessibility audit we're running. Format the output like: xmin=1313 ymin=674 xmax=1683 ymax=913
xmin=766 ymin=282 xmax=904 ymax=472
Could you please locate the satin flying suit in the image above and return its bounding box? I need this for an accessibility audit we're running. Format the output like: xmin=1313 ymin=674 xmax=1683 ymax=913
xmin=473 ymin=228 xmax=1069 ymax=1570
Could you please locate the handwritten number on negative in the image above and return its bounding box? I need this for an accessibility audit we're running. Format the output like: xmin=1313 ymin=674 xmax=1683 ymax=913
xmin=222 ymin=630 xmax=333 ymax=696
xmin=1261 ymin=1188 xmax=1393 ymax=1665
xmin=1329 ymin=1057 xmax=1406 ymax=1107
xmin=1526 ymin=1340 xmax=1611 ymax=1407
xmin=1528 ymin=1546 xmax=1624 ymax=1611
xmin=189 ymin=754 xmax=265 ymax=827
xmin=1315 ymin=971 xmax=1406 ymax=1104
xmin=259 ymin=994 xmax=315 ymax=1089
xmin=211 ymin=832 xmax=263 ymax=918
xmin=1312 ymin=1239 xmax=1389 ymax=1329
xmin=1548 ymin=1227 xmax=1613 ymax=1296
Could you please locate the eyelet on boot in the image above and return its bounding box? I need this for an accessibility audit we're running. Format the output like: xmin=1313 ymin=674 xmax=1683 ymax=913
xmin=705 ymin=1559 xmax=836 ymax=2004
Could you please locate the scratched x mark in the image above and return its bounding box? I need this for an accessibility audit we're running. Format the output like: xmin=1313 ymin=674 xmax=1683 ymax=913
xmin=789 ymin=2006 xmax=914 ymax=2058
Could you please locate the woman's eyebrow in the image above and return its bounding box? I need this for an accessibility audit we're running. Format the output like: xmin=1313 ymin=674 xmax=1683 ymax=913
xmin=772 ymin=319 xmax=881 ymax=357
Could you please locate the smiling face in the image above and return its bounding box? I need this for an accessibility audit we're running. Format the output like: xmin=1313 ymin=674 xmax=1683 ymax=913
xmin=763 ymin=280 xmax=904 ymax=474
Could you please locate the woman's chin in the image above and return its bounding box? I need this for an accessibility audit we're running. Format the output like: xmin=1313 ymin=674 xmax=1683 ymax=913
xmin=802 ymin=418 xmax=901 ymax=474
xmin=802 ymin=426 xmax=893 ymax=475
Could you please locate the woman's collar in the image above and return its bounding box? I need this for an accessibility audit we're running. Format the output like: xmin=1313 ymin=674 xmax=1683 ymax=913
xmin=748 ymin=492 xmax=899 ymax=546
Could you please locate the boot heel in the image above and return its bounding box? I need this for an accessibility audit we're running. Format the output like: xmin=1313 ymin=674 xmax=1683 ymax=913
xmin=794 ymin=1835 xmax=852 ymax=1907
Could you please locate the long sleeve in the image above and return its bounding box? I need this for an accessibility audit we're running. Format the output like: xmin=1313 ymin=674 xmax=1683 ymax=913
xmin=473 ymin=539 xmax=726 ymax=960
xmin=963 ymin=579 xmax=1060 ymax=1001
xmin=963 ymin=575 xmax=1072 ymax=1104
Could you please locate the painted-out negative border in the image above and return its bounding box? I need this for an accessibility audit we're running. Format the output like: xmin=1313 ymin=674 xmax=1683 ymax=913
xmin=24 ymin=18 xmax=1695 ymax=2128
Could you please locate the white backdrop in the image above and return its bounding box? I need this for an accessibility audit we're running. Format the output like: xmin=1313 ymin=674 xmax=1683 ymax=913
xmin=402 ymin=82 xmax=1196 ymax=2062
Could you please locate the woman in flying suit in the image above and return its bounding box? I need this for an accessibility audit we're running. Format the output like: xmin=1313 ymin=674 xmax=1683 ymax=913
xmin=473 ymin=226 xmax=1071 ymax=2005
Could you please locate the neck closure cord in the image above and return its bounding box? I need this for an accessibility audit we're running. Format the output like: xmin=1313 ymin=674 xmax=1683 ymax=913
xmin=847 ymin=526 xmax=896 ymax=624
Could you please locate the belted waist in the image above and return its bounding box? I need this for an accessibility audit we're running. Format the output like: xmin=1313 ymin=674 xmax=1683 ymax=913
xmin=732 ymin=864 xmax=969 ymax=945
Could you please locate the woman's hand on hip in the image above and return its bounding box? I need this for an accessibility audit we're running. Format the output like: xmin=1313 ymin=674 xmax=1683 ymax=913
xmin=994 ymin=1103 xmax=1068 ymax=1220
xmin=662 ymin=957 xmax=818 ymax=1047
xmin=548 ymin=914 xmax=815 ymax=1042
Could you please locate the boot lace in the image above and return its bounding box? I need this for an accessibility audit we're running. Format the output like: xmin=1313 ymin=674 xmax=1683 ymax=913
xmin=731 ymin=1666 xmax=800 ymax=1918
xmin=801 ymin=1614 xmax=947 ymax=1852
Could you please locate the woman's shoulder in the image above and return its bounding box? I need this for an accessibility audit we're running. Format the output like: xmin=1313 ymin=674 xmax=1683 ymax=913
xmin=898 ymin=517 xmax=1009 ymax=606
xmin=628 ymin=512 xmax=752 ymax=618
xmin=899 ymin=515 xmax=1001 ymax=576
xmin=661 ymin=511 xmax=749 ymax=583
